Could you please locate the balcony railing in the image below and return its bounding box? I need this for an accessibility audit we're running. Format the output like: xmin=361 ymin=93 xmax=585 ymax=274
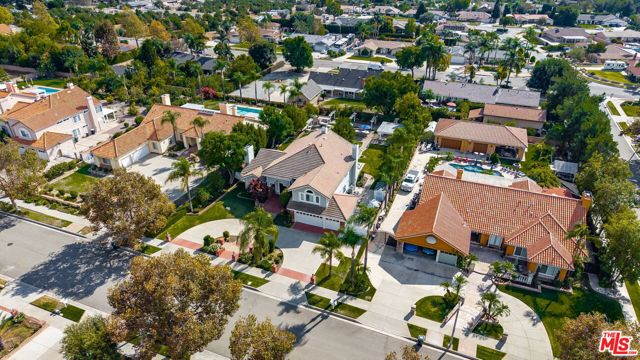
xmin=513 ymin=272 xmax=534 ymax=285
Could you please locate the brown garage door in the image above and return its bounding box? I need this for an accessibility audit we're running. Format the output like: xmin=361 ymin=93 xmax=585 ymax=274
xmin=440 ymin=138 xmax=462 ymax=150
xmin=472 ymin=143 xmax=489 ymax=153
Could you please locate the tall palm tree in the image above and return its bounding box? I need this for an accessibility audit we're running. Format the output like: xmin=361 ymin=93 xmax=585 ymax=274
xmin=233 ymin=72 xmax=248 ymax=102
xmin=312 ymin=232 xmax=344 ymax=277
xmin=499 ymin=37 xmax=529 ymax=86
xmin=348 ymin=204 xmax=377 ymax=273
xmin=166 ymin=157 xmax=202 ymax=213
xmin=238 ymin=207 xmax=279 ymax=263
xmin=214 ymin=59 xmax=228 ymax=100
xmin=451 ymin=274 xmax=468 ymax=298
xmin=191 ymin=116 xmax=210 ymax=136
xmin=566 ymin=223 xmax=591 ymax=261
xmin=279 ymin=83 xmax=289 ymax=104
xmin=262 ymin=81 xmax=274 ymax=103
xmin=161 ymin=110 xmax=181 ymax=145
xmin=477 ymin=291 xmax=510 ymax=322
xmin=288 ymin=79 xmax=304 ymax=106
xmin=340 ymin=226 xmax=363 ymax=286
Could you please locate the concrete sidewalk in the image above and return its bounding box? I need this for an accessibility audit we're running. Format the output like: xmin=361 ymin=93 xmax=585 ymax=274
xmin=0 ymin=197 xmax=91 ymax=234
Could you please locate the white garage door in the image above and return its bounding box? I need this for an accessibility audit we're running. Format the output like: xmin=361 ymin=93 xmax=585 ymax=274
xmin=323 ymin=218 xmax=341 ymax=231
xmin=294 ymin=212 xmax=324 ymax=228
xmin=131 ymin=144 xmax=150 ymax=163
xmin=437 ymin=252 xmax=458 ymax=266
xmin=120 ymin=155 xmax=132 ymax=168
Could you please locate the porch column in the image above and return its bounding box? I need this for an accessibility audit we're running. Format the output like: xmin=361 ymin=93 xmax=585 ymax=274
xmin=435 ymin=250 xmax=440 ymax=263
xmin=396 ymin=240 xmax=404 ymax=254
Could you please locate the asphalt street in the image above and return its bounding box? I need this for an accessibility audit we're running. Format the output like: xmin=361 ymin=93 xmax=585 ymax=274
xmin=0 ymin=216 xmax=466 ymax=360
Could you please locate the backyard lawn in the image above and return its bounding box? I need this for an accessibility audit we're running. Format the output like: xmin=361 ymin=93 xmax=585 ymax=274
xmin=360 ymin=146 xmax=385 ymax=180
xmin=305 ymin=292 xmax=366 ymax=319
xmin=498 ymin=284 xmax=623 ymax=356
xmin=621 ymin=102 xmax=640 ymax=117
xmin=320 ymin=98 xmax=367 ymax=107
xmin=157 ymin=202 xmax=232 ymax=239
xmin=476 ymin=345 xmax=506 ymax=360
xmin=348 ymin=55 xmax=392 ymax=63
xmin=220 ymin=186 xmax=255 ymax=218
xmin=590 ymin=70 xmax=632 ymax=84
xmin=52 ymin=165 xmax=101 ymax=194
xmin=232 ymin=270 xmax=269 ymax=288
xmin=414 ymin=295 xmax=455 ymax=322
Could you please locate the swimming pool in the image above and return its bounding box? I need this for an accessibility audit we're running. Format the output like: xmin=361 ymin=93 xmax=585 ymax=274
xmin=35 ymin=86 xmax=61 ymax=95
xmin=236 ymin=106 xmax=262 ymax=117
xmin=450 ymin=163 xmax=503 ymax=177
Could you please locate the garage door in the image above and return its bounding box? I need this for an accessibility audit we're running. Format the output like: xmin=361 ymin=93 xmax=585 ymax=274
xmin=294 ymin=212 xmax=324 ymax=228
xmin=437 ymin=251 xmax=458 ymax=266
xmin=440 ymin=138 xmax=462 ymax=150
xmin=120 ymin=155 xmax=133 ymax=168
xmin=472 ymin=143 xmax=489 ymax=153
xmin=131 ymin=144 xmax=150 ymax=163
xmin=323 ymin=217 xmax=341 ymax=231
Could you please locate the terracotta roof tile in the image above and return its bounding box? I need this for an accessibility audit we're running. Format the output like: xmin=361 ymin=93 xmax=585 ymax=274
xmin=509 ymin=178 xmax=543 ymax=192
xmin=483 ymin=104 xmax=547 ymax=123
xmin=14 ymin=131 xmax=72 ymax=150
xmin=435 ymin=119 xmax=528 ymax=148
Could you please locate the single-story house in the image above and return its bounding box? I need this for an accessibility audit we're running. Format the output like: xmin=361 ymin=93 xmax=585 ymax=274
xmin=366 ymin=6 xmax=402 ymax=16
xmin=468 ymin=103 xmax=547 ymax=130
xmin=542 ymin=27 xmax=591 ymax=44
xmin=240 ymin=128 xmax=361 ymax=230
xmin=594 ymin=30 xmax=640 ymax=43
xmin=356 ymin=39 xmax=412 ymax=57
xmin=288 ymin=80 xmax=323 ymax=106
xmin=289 ymin=33 xmax=344 ymax=53
xmin=90 ymin=96 xmax=245 ymax=169
xmin=423 ymin=81 xmax=541 ymax=108
xmin=170 ymin=52 xmax=217 ymax=73
xmin=393 ymin=171 xmax=590 ymax=283
xmin=435 ymin=119 xmax=528 ymax=160
xmin=589 ymin=44 xmax=636 ymax=63
xmin=308 ymin=68 xmax=382 ymax=99
xmin=512 ymin=14 xmax=552 ymax=25
xmin=577 ymin=14 xmax=627 ymax=27
xmin=453 ymin=11 xmax=493 ymax=23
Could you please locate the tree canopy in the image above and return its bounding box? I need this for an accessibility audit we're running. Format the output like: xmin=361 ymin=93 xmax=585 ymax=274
xmin=229 ymin=315 xmax=296 ymax=360
xmin=282 ymin=36 xmax=313 ymax=71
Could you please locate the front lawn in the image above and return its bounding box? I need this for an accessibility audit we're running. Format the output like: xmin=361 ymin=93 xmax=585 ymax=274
xmin=232 ymin=270 xmax=269 ymax=288
xmin=321 ymin=98 xmax=367 ymax=107
xmin=607 ymin=101 xmax=621 ymax=116
xmin=51 ymin=165 xmax=101 ymax=194
xmin=360 ymin=147 xmax=385 ymax=180
xmin=138 ymin=243 xmax=162 ymax=255
xmin=314 ymin=245 xmax=376 ymax=301
xmin=23 ymin=209 xmax=71 ymax=228
xmin=414 ymin=295 xmax=456 ymax=323
xmin=625 ymin=280 xmax=640 ymax=319
xmin=157 ymin=202 xmax=232 ymax=240
xmin=590 ymin=70 xmax=632 ymax=84
xmin=305 ymin=292 xmax=366 ymax=319
xmin=0 ymin=316 xmax=42 ymax=358
xmin=498 ymin=284 xmax=623 ymax=356
xmin=443 ymin=335 xmax=459 ymax=350
xmin=30 ymin=295 xmax=85 ymax=322
xmin=476 ymin=345 xmax=506 ymax=360
xmin=621 ymin=102 xmax=640 ymax=117
xmin=407 ymin=323 xmax=427 ymax=338
xmin=472 ymin=321 xmax=504 ymax=340
xmin=220 ymin=186 xmax=255 ymax=218
xmin=348 ymin=55 xmax=392 ymax=63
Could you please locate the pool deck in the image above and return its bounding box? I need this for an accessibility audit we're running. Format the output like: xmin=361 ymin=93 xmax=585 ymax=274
xmin=438 ymin=163 xmax=517 ymax=187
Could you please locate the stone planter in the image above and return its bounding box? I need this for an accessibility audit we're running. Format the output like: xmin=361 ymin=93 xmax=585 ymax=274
xmin=271 ymin=263 xmax=281 ymax=273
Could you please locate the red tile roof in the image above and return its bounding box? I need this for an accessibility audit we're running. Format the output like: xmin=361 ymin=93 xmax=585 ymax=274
xmin=435 ymin=119 xmax=528 ymax=148
xmin=14 ymin=131 xmax=72 ymax=150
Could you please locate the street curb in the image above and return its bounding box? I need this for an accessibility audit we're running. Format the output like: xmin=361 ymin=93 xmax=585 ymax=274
xmin=0 ymin=210 xmax=87 ymax=239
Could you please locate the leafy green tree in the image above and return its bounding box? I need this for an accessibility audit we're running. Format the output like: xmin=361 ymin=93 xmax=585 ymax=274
xmin=229 ymin=315 xmax=296 ymax=360
xmin=332 ymin=117 xmax=356 ymax=142
xmin=232 ymin=122 xmax=267 ymax=151
xmin=363 ymin=71 xmax=418 ymax=116
xmin=602 ymin=207 xmax=640 ymax=284
xmin=0 ymin=140 xmax=46 ymax=211
xmin=238 ymin=207 xmax=279 ymax=263
xmin=283 ymin=104 xmax=308 ymax=132
xmin=94 ymin=21 xmax=120 ymax=59
xmin=61 ymin=315 xmax=122 ymax=360
xmin=340 ymin=226 xmax=363 ymax=287
xmin=527 ymin=58 xmax=575 ymax=94
xmin=395 ymin=46 xmax=425 ymax=78
xmin=82 ymin=170 xmax=174 ymax=247
xmin=554 ymin=6 xmax=579 ymax=27
xmin=282 ymin=36 xmax=313 ymax=72
xmin=312 ymin=232 xmax=344 ymax=276
xmin=249 ymin=42 xmax=276 ymax=70
xmin=107 ymin=250 xmax=242 ymax=360
xmin=259 ymin=106 xmax=294 ymax=147
xmin=199 ymin=132 xmax=246 ymax=184
xmin=0 ymin=7 xmax=13 ymax=24
xmin=491 ymin=0 xmax=501 ymax=19
xmin=545 ymin=73 xmax=589 ymax=117
xmin=149 ymin=20 xmax=171 ymax=41
xmin=167 ymin=157 xmax=203 ymax=213
xmin=120 ymin=8 xmax=148 ymax=47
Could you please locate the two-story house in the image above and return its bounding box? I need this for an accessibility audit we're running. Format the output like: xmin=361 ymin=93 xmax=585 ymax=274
xmin=1 ymin=85 xmax=114 ymax=161
xmin=240 ymin=128 xmax=361 ymax=230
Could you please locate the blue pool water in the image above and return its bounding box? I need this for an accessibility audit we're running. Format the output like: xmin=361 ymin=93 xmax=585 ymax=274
xmin=35 ymin=86 xmax=61 ymax=95
xmin=450 ymin=163 xmax=503 ymax=177
xmin=236 ymin=106 xmax=262 ymax=117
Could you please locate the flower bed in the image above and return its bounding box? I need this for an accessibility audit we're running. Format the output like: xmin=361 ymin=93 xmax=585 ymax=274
xmin=0 ymin=312 xmax=42 ymax=358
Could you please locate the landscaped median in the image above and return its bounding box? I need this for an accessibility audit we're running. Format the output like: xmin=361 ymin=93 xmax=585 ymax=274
xmin=304 ymin=292 xmax=366 ymax=319
xmin=476 ymin=345 xmax=506 ymax=360
xmin=0 ymin=202 xmax=71 ymax=228
xmin=30 ymin=295 xmax=85 ymax=322
xmin=313 ymin=244 xmax=377 ymax=301
xmin=607 ymin=101 xmax=621 ymax=116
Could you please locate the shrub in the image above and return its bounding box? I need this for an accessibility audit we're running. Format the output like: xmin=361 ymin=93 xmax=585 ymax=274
xmin=127 ymin=103 xmax=139 ymax=116
xmin=195 ymin=188 xmax=210 ymax=205
xmin=44 ymin=160 xmax=78 ymax=180
xmin=68 ymin=190 xmax=78 ymax=199
xmin=206 ymin=173 xmax=225 ymax=196
xmin=257 ymin=259 xmax=272 ymax=271
xmin=134 ymin=116 xmax=144 ymax=125
xmin=238 ymin=252 xmax=253 ymax=264
xmin=112 ymin=131 xmax=122 ymax=139
xmin=223 ymin=231 xmax=230 ymax=241
xmin=203 ymin=235 xmax=214 ymax=247
xmin=279 ymin=189 xmax=291 ymax=206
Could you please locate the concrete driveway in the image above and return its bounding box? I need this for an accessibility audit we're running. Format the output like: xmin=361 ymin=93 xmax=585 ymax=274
xmin=127 ymin=154 xmax=204 ymax=200
xmin=276 ymin=227 xmax=324 ymax=275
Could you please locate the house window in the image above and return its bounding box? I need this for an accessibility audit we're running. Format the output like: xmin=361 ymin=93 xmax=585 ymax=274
xmin=73 ymin=115 xmax=81 ymax=123
xmin=96 ymin=105 xmax=103 ymax=113
xmin=152 ymin=142 xmax=158 ymax=150
xmin=488 ymin=234 xmax=502 ymax=247
xmin=539 ymin=265 xmax=559 ymax=277
xmin=102 ymin=158 xmax=111 ymax=165
xmin=513 ymin=246 xmax=527 ymax=258
xmin=72 ymin=129 xmax=81 ymax=139
xmin=302 ymin=189 xmax=320 ymax=204
xmin=19 ymin=129 xmax=29 ymax=139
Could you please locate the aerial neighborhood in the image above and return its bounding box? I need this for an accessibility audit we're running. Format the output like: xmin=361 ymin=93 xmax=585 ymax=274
xmin=1 ymin=0 xmax=640 ymax=359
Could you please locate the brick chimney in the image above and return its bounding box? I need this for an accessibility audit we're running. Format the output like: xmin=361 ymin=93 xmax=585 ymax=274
xmin=456 ymin=168 xmax=463 ymax=180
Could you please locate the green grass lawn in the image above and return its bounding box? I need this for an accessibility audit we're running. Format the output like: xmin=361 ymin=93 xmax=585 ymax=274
xmin=472 ymin=321 xmax=504 ymax=340
xmin=407 ymin=323 xmax=427 ymax=338
xmin=157 ymin=202 xmax=232 ymax=239
xmin=305 ymin=292 xmax=366 ymax=319
xmin=0 ymin=319 xmax=41 ymax=358
xmin=625 ymin=280 xmax=640 ymax=319
xmin=232 ymin=270 xmax=269 ymax=288
xmin=476 ymin=345 xmax=506 ymax=360
xmin=320 ymin=98 xmax=366 ymax=107
xmin=607 ymin=101 xmax=621 ymax=116
xmin=414 ymin=295 xmax=455 ymax=322
xmin=498 ymin=284 xmax=624 ymax=356
xmin=621 ymin=103 xmax=640 ymax=117
xmin=52 ymin=165 xmax=101 ymax=194
xmin=31 ymin=295 xmax=85 ymax=322
xmin=22 ymin=209 xmax=71 ymax=228
xmin=590 ymin=70 xmax=632 ymax=84
xmin=360 ymin=147 xmax=384 ymax=180
xmin=17 ymin=78 xmax=68 ymax=88
xmin=443 ymin=335 xmax=459 ymax=350
xmin=203 ymin=100 xmax=220 ymax=110
xmin=220 ymin=186 xmax=255 ymax=218
xmin=314 ymin=245 xmax=376 ymax=301
xmin=138 ymin=244 xmax=162 ymax=255
xmin=348 ymin=55 xmax=392 ymax=63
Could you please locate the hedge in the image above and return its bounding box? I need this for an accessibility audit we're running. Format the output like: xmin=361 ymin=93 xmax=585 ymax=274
xmin=44 ymin=160 xmax=79 ymax=181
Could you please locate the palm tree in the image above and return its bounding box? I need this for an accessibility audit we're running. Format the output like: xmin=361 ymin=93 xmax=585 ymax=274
xmin=499 ymin=37 xmax=530 ymax=86
xmin=440 ymin=280 xmax=452 ymax=296
xmin=279 ymin=83 xmax=289 ymax=104
xmin=340 ymin=226 xmax=363 ymax=286
xmin=238 ymin=208 xmax=279 ymax=263
xmin=451 ymin=274 xmax=468 ymax=298
xmin=312 ymin=232 xmax=344 ymax=277
xmin=214 ymin=59 xmax=228 ymax=100
xmin=262 ymin=81 xmax=274 ymax=103
xmin=477 ymin=291 xmax=510 ymax=322
xmin=566 ymin=223 xmax=591 ymax=265
xmin=348 ymin=204 xmax=378 ymax=273
xmin=191 ymin=116 xmax=210 ymax=135
xmin=161 ymin=110 xmax=181 ymax=145
xmin=288 ymin=79 xmax=304 ymax=106
xmin=233 ymin=72 xmax=248 ymax=102
xmin=166 ymin=157 xmax=202 ymax=213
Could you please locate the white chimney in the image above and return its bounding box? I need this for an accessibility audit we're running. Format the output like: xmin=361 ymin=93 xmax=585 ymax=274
xmin=85 ymin=96 xmax=102 ymax=132
xmin=321 ymin=126 xmax=328 ymax=134
xmin=161 ymin=94 xmax=171 ymax=106
xmin=244 ymin=144 xmax=254 ymax=164
xmin=349 ymin=143 xmax=359 ymax=187
xmin=66 ymin=82 xmax=75 ymax=89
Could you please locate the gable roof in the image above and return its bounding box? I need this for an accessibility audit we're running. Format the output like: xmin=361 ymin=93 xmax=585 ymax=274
xmin=435 ymin=119 xmax=529 ymax=148
xmin=422 ymin=81 xmax=541 ymax=108
xmin=395 ymin=193 xmax=471 ymax=255
xmin=14 ymin=131 xmax=72 ymax=150
xmin=360 ymin=39 xmax=412 ymax=50
xmin=543 ymin=27 xmax=590 ymax=39
xmin=309 ymin=68 xmax=382 ymax=91
xmin=5 ymin=86 xmax=99 ymax=132
xmin=482 ymin=104 xmax=547 ymax=123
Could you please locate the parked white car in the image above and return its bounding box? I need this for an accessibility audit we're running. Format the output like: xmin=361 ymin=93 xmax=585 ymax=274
xmin=401 ymin=170 xmax=420 ymax=192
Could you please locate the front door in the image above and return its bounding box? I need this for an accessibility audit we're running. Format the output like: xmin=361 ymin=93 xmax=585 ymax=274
xmin=279 ymin=183 xmax=286 ymax=194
